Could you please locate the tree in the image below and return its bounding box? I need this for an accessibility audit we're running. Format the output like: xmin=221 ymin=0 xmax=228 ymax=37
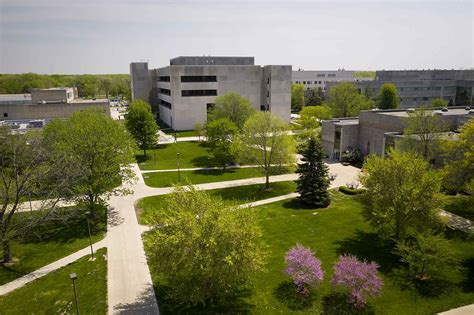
xmin=144 ymin=185 xmax=264 ymax=306
xmin=360 ymin=149 xmax=442 ymax=241
xmin=291 ymin=83 xmax=305 ymax=111
xmin=0 ymin=127 xmax=73 ymax=263
xmin=99 ymin=77 xmax=112 ymax=98
xmin=236 ymin=112 xmax=296 ymax=190
xmin=208 ymin=92 xmax=255 ymax=129
xmin=205 ymin=118 xmax=238 ymax=169
xmin=430 ymin=98 xmax=448 ymax=108
xmin=299 ymin=105 xmax=332 ymax=129
xmin=285 ymin=244 xmax=324 ymax=294
xmin=399 ymin=107 xmax=446 ymax=160
xmin=376 ymin=83 xmax=399 ymax=109
xmin=327 ymin=83 xmax=373 ymax=118
xmin=441 ymin=118 xmax=474 ymax=192
xmin=296 ymin=136 xmax=330 ymax=207
xmin=125 ymin=100 xmax=159 ymax=157
xmin=394 ymin=233 xmax=460 ymax=285
xmin=306 ymin=87 xmax=325 ymax=106
xmin=194 ymin=122 xmax=204 ymax=141
xmin=331 ymin=254 xmax=383 ymax=308
xmin=44 ymin=108 xmax=136 ymax=216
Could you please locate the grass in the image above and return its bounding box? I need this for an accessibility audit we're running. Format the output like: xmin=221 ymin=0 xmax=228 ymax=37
xmin=157 ymin=120 xmax=199 ymax=138
xmin=0 ymin=248 xmax=107 ymax=314
xmin=137 ymin=181 xmax=297 ymax=224
xmin=0 ymin=206 xmax=107 ymax=285
xmin=441 ymin=194 xmax=474 ymax=221
xmin=142 ymin=167 xmax=292 ymax=188
xmin=136 ymin=141 xmax=214 ymax=170
xmin=145 ymin=191 xmax=474 ymax=314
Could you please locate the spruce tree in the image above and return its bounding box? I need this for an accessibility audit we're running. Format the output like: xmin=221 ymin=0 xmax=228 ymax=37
xmin=296 ymin=136 xmax=330 ymax=207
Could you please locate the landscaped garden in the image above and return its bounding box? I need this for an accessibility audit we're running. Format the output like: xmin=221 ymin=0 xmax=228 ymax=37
xmin=441 ymin=194 xmax=474 ymax=221
xmin=143 ymin=191 xmax=474 ymax=314
xmin=0 ymin=206 xmax=107 ymax=285
xmin=0 ymin=248 xmax=107 ymax=314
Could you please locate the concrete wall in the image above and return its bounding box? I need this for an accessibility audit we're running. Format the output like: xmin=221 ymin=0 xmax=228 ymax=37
xmin=170 ymin=56 xmax=254 ymax=66
xmin=321 ymin=120 xmax=336 ymax=158
xmin=31 ymin=88 xmax=75 ymax=104
xmin=266 ymin=65 xmax=291 ymax=122
xmin=130 ymin=62 xmax=151 ymax=103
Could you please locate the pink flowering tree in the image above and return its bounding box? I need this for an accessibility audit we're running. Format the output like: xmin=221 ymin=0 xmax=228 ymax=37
xmin=331 ymin=254 xmax=383 ymax=307
xmin=285 ymin=244 xmax=324 ymax=294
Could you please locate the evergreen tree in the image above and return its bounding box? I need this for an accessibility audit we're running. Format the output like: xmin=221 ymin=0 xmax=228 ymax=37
xmin=296 ymin=136 xmax=330 ymax=207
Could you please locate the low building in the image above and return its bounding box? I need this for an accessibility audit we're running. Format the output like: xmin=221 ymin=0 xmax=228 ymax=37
xmin=0 ymin=87 xmax=110 ymax=121
xmin=292 ymin=69 xmax=371 ymax=93
xmin=130 ymin=56 xmax=292 ymax=130
xmin=321 ymin=106 xmax=473 ymax=160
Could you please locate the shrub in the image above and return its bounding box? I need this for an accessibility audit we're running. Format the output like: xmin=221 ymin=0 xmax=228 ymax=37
xmin=285 ymin=244 xmax=324 ymax=294
xmin=331 ymin=254 xmax=383 ymax=308
xmin=339 ymin=186 xmax=366 ymax=195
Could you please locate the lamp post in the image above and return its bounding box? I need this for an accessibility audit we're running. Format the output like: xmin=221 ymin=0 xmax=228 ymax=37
xmin=176 ymin=152 xmax=181 ymax=183
xmin=70 ymin=272 xmax=80 ymax=315
xmin=86 ymin=211 xmax=94 ymax=260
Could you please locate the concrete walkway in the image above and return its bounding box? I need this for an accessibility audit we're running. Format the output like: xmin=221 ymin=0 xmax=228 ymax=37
xmin=439 ymin=210 xmax=474 ymax=234
xmin=439 ymin=304 xmax=474 ymax=315
xmin=0 ymin=239 xmax=106 ymax=296
xmin=140 ymin=164 xmax=261 ymax=173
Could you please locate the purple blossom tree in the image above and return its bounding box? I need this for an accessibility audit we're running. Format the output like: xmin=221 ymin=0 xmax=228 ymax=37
xmin=285 ymin=244 xmax=324 ymax=294
xmin=331 ymin=254 xmax=383 ymax=307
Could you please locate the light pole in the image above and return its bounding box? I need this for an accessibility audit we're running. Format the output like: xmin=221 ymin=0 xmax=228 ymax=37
xmin=176 ymin=152 xmax=181 ymax=183
xmin=86 ymin=212 xmax=94 ymax=260
xmin=70 ymin=272 xmax=80 ymax=315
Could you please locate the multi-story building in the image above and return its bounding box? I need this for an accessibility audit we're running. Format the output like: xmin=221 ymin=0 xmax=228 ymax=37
xmin=130 ymin=56 xmax=292 ymax=130
xmin=292 ymin=70 xmax=370 ymax=92
xmin=321 ymin=106 xmax=473 ymax=160
xmin=0 ymin=87 xmax=110 ymax=122
xmin=324 ymin=69 xmax=474 ymax=108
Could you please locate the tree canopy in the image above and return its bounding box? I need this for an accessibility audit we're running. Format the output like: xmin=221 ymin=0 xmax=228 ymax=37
xmin=306 ymin=87 xmax=325 ymax=106
xmin=205 ymin=117 xmax=238 ymax=168
xmin=299 ymin=105 xmax=332 ymax=129
xmin=291 ymin=83 xmax=305 ymax=111
xmin=208 ymin=92 xmax=255 ymax=129
xmin=376 ymin=83 xmax=399 ymax=109
xmin=327 ymin=83 xmax=372 ymax=118
xmin=125 ymin=99 xmax=159 ymax=156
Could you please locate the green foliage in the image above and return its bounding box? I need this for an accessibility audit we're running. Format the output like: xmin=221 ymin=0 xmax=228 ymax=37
xmin=208 ymin=92 xmax=256 ymax=129
xmin=44 ymin=108 xmax=136 ymax=213
xmin=125 ymin=100 xmax=158 ymax=156
xmin=236 ymin=112 xmax=296 ymax=189
xmin=144 ymin=185 xmax=264 ymax=307
xmin=299 ymin=105 xmax=332 ymax=129
xmin=205 ymin=118 xmax=238 ymax=168
xmin=296 ymin=137 xmax=330 ymax=207
xmin=194 ymin=122 xmax=204 ymax=140
xmin=291 ymin=84 xmax=305 ymax=111
xmin=354 ymin=71 xmax=376 ymax=79
xmin=394 ymin=233 xmax=460 ymax=289
xmin=327 ymin=83 xmax=373 ymax=118
xmin=376 ymin=83 xmax=399 ymax=109
xmin=339 ymin=186 xmax=366 ymax=195
xmin=442 ymin=118 xmax=474 ymax=193
xmin=360 ymin=150 xmax=442 ymax=240
xmin=399 ymin=107 xmax=447 ymax=160
xmin=431 ymin=98 xmax=448 ymax=108
xmin=0 ymin=73 xmax=130 ymax=99
xmin=306 ymin=87 xmax=325 ymax=106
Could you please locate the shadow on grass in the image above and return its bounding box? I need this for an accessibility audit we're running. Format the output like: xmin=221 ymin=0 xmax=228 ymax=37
xmin=322 ymin=292 xmax=374 ymax=315
xmin=335 ymin=230 xmax=399 ymax=274
xmin=153 ymin=283 xmax=254 ymax=314
xmin=391 ymin=268 xmax=455 ymax=298
xmin=192 ymin=168 xmax=236 ymax=177
xmin=281 ymin=198 xmax=321 ymax=210
xmin=273 ymin=281 xmax=315 ymax=311
xmin=190 ymin=155 xmax=216 ymax=168
xmin=462 ymin=258 xmax=474 ymax=292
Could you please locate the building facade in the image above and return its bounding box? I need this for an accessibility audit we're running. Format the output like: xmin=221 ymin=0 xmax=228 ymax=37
xmin=292 ymin=70 xmax=371 ymax=92
xmin=0 ymin=87 xmax=110 ymax=121
xmin=321 ymin=106 xmax=473 ymax=160
xmin=130 ymin=56 xmax=292 ymax=130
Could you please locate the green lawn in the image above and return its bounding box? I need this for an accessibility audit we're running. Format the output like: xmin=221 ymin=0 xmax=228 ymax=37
xmin=0 ymin=248 xmax=107 ymax=314
xmin=441 ymin=194 xmax=474 ymax=221
xmin=0 ymin=206 xmax=107 ymax=285
xmin=142 ymin=167 xmax=292 ymax=188
xmin=158 ymin=120 xmax=199 ymax=138
xmin=137 ymin=181 xmax=297 ymax=224
xmin=145 ymin=191 xmax=474 ymax=314
xmin=137 ymin=141 xmax=214 ymax=170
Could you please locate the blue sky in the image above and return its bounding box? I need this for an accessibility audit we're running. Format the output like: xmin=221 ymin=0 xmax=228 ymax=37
xmin=0 ymin=0 xmax=472 ymax=74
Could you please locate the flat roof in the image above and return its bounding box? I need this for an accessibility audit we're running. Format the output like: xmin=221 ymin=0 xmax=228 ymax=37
xmin=377 ymin=107 xmax=472 ymax=117
xmin=0 ymin=94 xmax=32 ymax=101
xmin=331 ymin=118 xmax=359 ymax=126
xmin=70 ymin=98 xmax=108 ymax=104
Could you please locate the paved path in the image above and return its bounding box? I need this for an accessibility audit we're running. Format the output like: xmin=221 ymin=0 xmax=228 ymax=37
xmin=439 ymin=210 xmax=474 ymax=234
xmin=140 ymin=164 xmax=261 ymax=173
xmin=0 ymin=239 xmax=106 ymax=296
xmin=439 ymin=304 xmax=474 ymax=315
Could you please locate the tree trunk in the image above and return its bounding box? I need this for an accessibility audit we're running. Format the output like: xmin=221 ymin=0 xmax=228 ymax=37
xmin=143 ymin=149 xmax=147 ymax=157
xmin=2 ymin=234 xmax=11 ymax=263
xmin=264 ymin=172 xmax=270 ymax=190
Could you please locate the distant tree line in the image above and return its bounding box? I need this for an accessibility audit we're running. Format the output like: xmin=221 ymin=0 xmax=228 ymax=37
xmin=0 ymin=73 xmax=131 ymax=99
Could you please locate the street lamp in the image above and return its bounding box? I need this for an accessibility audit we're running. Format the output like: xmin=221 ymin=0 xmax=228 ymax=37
xmin=69 ymin=272 xmax=80 ymax=315
xmin=176 ymin=152 xmax=181 ymax=183
xmin=86 ymin=211 xmax=94 ymax=260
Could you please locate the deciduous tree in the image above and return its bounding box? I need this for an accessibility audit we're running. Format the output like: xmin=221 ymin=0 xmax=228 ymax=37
xmin=205 ymin=118 xmax=238 ymax=169
xmin=125 ymin=99 xmax=159 ymax=157
xmin=208 ymin=92 xmax=255 ymax=129
xmin=306 ymin=87 xmax=325 ymax=106
xmin=376 ymin=83 xmax=399 ymax=109
xmin=291 ymin=83 xmax=305 ymax=111
xmin=285 ymin=244 xmax=324 ymax=294
xmin=298 ymin=105 xmax=332 ymax=129
xmin=327 ymin=83 xmax=372 ymax=118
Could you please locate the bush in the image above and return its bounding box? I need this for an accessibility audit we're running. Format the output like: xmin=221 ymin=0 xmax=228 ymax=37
xmin=339 ymin=186 xmax=366 ymax=195
xmin=284 ymin=244 xmax=324 ymax=295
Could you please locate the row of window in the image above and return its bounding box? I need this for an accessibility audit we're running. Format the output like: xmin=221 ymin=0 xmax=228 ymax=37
xmin=401 ymin=96 xmax=452 ymax=102
xmin=158 ymin=88 xmax=171 ymax=96
xmin=182 ymin=89 xmax=217 ymax=97
xmin=316 ymin=73 xmax=336 ymax=77
xmin=158 ymin=76 xmax=170 ymax=82
xmin=160 ymin=100 xmax=172 ymax=109
xmin=397 ymin=86 xmax=452 ymax=92
xmin=157 ymin=75 xmax=218 ymax=82
xmin=294 ymin=80 xmax=326 ymax=85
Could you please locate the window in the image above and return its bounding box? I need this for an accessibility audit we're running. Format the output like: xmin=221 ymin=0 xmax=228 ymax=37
xmin=181 ymin=90 xmax=217 ymax=97
xmin=328 ymin=74 xmax=336 ymax=77
xmin=317 ymin=74 xmax=325 ymax=77
xmin=303 ymin=81 xmax=306 ymax=84
xmin=3 ymin=113 xmax=7 ymax=118
xmin=423 ymin=97 xmax=429 ymax=101
xmin=158 ymin=88 xmax=171 ymax=96
xmin=181 ymin=75 xmax=217 ymax=82
xmin=160 ymin=100 xmax=172 ymax=109
xmin=319 ymin=81 xmax=322 ymax=84
xmin=267 ymin=77 xmax=270 ymax=84
xmin=260 ymin=104 xmax=269 ymax=111
xmin=158 ymin=76 xmax=170 ymax=82
xmin=267 ymin=91 xmax=269 ymax=97
xmin=307 ymin=81 xmax=312 ymax=84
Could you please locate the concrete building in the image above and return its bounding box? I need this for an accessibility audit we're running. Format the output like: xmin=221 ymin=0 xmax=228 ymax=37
xmin=321 ymin=106 xmax=473 ymax=160
xmin=292 ymin=70 xmax=370 ymax=92
xmin=130 ymin=56 xmax=292 ymax=130
xmin=0 ymin=87 xmax=110 ymax=121
xmin=325 ymin=69 xmax=474 ymax=108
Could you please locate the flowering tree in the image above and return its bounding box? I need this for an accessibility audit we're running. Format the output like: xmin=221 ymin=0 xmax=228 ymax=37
xmin=331 ymin=254 xmax=383 ymax=307
xmin=285 ymin=244 xmax=324 ymax=294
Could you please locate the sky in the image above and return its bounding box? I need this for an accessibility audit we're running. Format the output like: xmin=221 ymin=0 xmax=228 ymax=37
xmin=0 ymin=0 xmax=473 ymax=74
